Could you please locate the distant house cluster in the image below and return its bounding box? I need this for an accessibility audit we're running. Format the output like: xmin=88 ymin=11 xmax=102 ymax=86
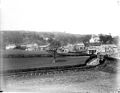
xmin=5 ymin=43 xmax=50 ymax=51
xmin=5 ymin=44 xmax=16 ymax=50
xmin=87 ymin=43 xmax=118 ymax=55
xmin=57 ymin=43 xmax=86 ymax=53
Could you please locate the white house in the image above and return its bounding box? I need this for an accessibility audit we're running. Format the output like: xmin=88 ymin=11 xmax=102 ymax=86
xmin=74 ymin=43 xmax=86 ymax=52
xmin=57 ymin=44 xmax=74 ymax=53
xmin=25 ymin=43 xmax=39 ymax=51
xmin=63 ymin=44 xmax=75 ymax=52
xmin=87 ymin=46 xmax=101 ymax=54
xmin=5 ymin=44 xmax=16 ymax=50
xmin=86 ymin=43 xmax=101 ymax=54
xmin=26 ymin=43 xmax=38 ymax=48
xmin=38 ymin=44 xmax=50 ymax=51
xmin=57 ymin=47 xmax=69 ymax=53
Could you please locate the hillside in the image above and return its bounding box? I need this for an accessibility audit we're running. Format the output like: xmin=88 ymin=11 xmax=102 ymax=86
xmin=1 ymin=31 xmax=91 ymax=47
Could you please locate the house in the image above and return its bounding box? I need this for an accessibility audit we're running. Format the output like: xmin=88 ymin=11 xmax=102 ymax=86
xmin=74 ymin=43 xmax=86 ymax=52
xmin=38 ymin=44 xmax=50 ymax=51
xmin=86 ymin=43 xmax=101 ymax=54
xmin=57 ymin=44 xmax=74 ymax=53
xmin=26 ymin=43 xmax=38 ymax=48
xmin=87 ymin=46 xmax=100 ymax=54
xmin=57 ymin=47 xmax=69 ymax=53
xmin=25 ymin=43 xmax=50 ymax=51
xmin=26 ymin=47 xmax=35 ymax=51
xmin=113 ymin=47 xmax=120 ymax=59
xmin=63 ymin=44 xmax=75 ymax=52
xmin=25 ymin=43 xmax=39 ymax=51
xmin=5 ymin=44 xmax=16 ymax=50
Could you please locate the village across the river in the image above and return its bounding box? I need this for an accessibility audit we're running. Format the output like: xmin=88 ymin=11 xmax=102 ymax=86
xmin=4 ymin=34 xmax=120 ymax=59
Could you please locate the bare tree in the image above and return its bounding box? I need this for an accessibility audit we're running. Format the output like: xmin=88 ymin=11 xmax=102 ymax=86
xmin=49 ymin=39 xmax=61 ymax=63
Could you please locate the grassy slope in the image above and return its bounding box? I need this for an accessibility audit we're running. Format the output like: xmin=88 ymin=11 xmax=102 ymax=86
xmin=1 ymin=50 xmax=119 ymax=75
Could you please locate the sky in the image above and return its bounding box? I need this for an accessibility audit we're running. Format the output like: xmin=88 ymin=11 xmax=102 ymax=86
xmin=1 ymin=0 xmax=120 ymax=36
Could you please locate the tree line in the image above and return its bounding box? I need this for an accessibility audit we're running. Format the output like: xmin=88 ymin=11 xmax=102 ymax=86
xmin=2 ymin=31 xmax=91 ymax=46
xmin=1 ymin=31 xmax=119 ymax=48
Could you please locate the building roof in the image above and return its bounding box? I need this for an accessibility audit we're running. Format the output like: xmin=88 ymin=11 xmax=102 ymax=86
xmin=75 ymin=43 xmax=84 ymax=46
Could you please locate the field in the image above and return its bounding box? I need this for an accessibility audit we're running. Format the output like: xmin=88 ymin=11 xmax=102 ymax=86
xmin=2 ymin=50 xmax=51 ymax=58
xmin=1 ymin=50 xmax=119 ymax=92
xmin=2 ymin=49 xmax=90 ymax=58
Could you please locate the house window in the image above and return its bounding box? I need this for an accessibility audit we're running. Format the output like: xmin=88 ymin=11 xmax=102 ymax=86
xmin=80 ymin=47 xmax=83 ymax=50
xmin=89 ymin=50 xmax=96 ymax=54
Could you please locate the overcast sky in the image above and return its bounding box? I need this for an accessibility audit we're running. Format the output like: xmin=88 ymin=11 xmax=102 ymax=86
xmin=1 ymin=0 xmax=120 ymax=35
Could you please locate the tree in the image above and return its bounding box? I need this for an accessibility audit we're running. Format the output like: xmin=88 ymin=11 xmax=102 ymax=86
xmin=99 ymin=34 xmax=113 ymax=44
xmin=49 ymin=39 xmax=61 ymax=63
xmin=83 ymin=35 xmax=91 ymax=43
xmin=112 ymin=36 xmax=119 ymax=45
xmin=3 ymin=31 xmax=24 ymax=46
